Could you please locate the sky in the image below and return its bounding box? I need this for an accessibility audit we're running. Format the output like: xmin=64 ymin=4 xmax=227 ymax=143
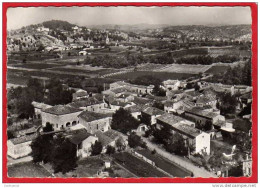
xmin=7 ymin=6 xmax=252 ymax=30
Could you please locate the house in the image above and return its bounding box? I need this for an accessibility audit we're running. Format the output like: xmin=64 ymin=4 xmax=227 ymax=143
xmin=13 ymin=126 xmax=40 ymax=138
xmin=7 ymin=133 xmax=37 ymax=159
xmin=164 ymin=99 xmax=195 ymax=114
xmin=163 ymin=80 xmax=185 ymax=90
xmin=95 ymin=131 xmax=116 ymax=153
xmin=109 ymin=101 xmax=134 ymax=111
xmin=141 ymin=107 xmax=165 ymax=125
xmin=125 ymin=104 xmax=147 ymax=120
xmin=41 ymin=105 xmax=83 ymax=130
xmin=156 ymin=113 xmax=210 ymax=154
xmin=78 ymin=111 xmax=112 ymax=133
xmin=67 ymin=130 xmax=98 ymax=158
xmin=72 ymin=89 xmax=88 ymax=101
xmin=109 ymin=81 xmax=154 ymax=95
xmin=31 ymin=101 xmax=52 ymax=119
xmin=239 ymin=92 xmax=252 ymax=107
xmin=195 ymin=96 xmax=217 ymax=108
xmin=116 ymin=92 xmax=135 ymax=103
xmin=68 ymin=94 xmax=108 ymax=113
xmin=184 ymin=107 xmax=225 ymax=126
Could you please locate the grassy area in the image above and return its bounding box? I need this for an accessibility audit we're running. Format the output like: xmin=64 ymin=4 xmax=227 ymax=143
xmin=8 ymin=162 xmax=51 ymax=177
xmin=205 ymin=65 xmax=230 ymax=74
xmin=109 ymin=71 xmax=195 ymax=81
xmin=113 ymin=152 xmax=168 ymax=177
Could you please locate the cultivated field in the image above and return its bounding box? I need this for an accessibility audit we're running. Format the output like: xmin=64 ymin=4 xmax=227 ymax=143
xmin=108 ymin=71 xmax=195 ymax=81
xmin=158 ymin=64 xmax=212 ymax=74
xmin=8 ymin=162 xmax=52 ymax=177
xmin=208 ymin=47 xmax=251 ymax=57
xmin=113 ymin=152 xmax=168 ymax=177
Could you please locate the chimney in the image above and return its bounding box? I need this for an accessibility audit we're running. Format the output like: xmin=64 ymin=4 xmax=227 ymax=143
xmin=246 ymin=154 xmax=249 ymax=160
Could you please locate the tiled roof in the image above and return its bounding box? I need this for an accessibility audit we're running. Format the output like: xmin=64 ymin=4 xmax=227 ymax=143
xmin=132 ymin=97 xmax=153 ymax=105
xmin=103 ymin=129 xmax=123 ymax=140
xmin=184 ymin=90 xmax=202 ymax=97
xmin=68 ymin=131 xmax=93 ymax=145
xmin=185 ymin=107 xmax=219 ymax=119
xmin=196 ymin=96 xmax=216 ymax=104
xmin=68 ymin=95 xmax=105 ymax=108
xmin=156 ymin=113 xmax=185 ymax=126
xmin=95 ymin=131 xmax=114 ymax=146
xmin=110 ymin=101 xmax=131 ymax=107
xmin=78 ymin=111 xmax=112 ymax=122
xmin=9 ymin=133 xmax=37 ymax=145
xmin=42 ymin=105 xmax=82 ymax=115
xmin=32 ymin=101 xmax=52 ymax=110
xmin=125 ymin=104 xmax=146 ymax=113
xmin=142 ymin=107 xmax=165 ymax=116
xmin=172 ymin=123 xmax=202 ymax=138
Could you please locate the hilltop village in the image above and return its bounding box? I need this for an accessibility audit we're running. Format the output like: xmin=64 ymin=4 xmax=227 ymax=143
xmin=7 ymin=21 xmax=252 ymax=178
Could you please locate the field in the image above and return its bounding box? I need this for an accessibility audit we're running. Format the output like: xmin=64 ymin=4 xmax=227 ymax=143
xmin=9 ymin=63 xmax=62 ymax=70
xmin=208 ymin=47 xmax=251 ymax=57
xmin=8 ymin=162 xmax=52 ymax=177
xmin=135 ymin=150 xmax=191 ymax=177
xmin=158 ymin=64 xmax=212 ymax=74
xmin=113 ymin=152 xmax=168 ymax=177
xmin=108 ymin=71 xmax=196 ymax=81
xmin=136 ymin=63 xmax=168 ymax=71
xmin=205 ymin=65 xmax=230 ymax=74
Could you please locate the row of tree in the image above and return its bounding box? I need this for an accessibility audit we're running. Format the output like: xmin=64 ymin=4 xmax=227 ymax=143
xmin=8 ymin=77 xmax=75 ymax=120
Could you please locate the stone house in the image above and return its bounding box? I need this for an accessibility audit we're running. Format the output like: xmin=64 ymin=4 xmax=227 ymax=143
xmin=78 ymin=111 xmax=112 ymax=133
xmin=41 ymin=105 xmax=83 ymax=130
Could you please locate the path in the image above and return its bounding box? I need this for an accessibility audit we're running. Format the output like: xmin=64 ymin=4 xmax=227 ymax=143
xmin=141 ymin=136 xmax=217 ymax=178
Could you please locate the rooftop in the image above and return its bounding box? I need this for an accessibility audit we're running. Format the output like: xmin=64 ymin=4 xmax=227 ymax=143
xmin=125 ymin=104 xmax=146 ymax=113
xmin=78 ymin=111 xmax=112 ymax=122
xmin=142 ymin=107 xmax=165 ymax=116
xmin=171 ymin=122 xmax=202 ymax=138
xmin=185 ymin=107 xmax=219 ymax=119
xmin=9 ymin=133 xmax=37 ymax=145
xmin=42 ymin=105 xmax=82 ymax=115
xmin=32 ymin=101 xmax=52 ymax=110
xmin=103 ymin=129 xmax=123 ymax=140
xmin=156 ymin=113 xmax=185 ymax=126
xmin=110 ymin=100 xmax=131 ymax=107
xmin=68 ymin=131 xmax=93 ymax=145
xmin=95 ymin=131 xmax=114 ymax=146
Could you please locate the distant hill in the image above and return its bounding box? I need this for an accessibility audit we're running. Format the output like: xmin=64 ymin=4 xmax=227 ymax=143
xmin=42 ymin=20 xmax=76 ymax=31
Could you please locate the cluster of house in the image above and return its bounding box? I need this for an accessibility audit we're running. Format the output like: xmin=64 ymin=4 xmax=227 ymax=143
xmin=7 ymin=79 xmax=252 ymax=177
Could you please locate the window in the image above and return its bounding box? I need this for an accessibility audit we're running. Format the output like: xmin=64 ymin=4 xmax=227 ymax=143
xmin=97 ymin=124 xmax=99 ymax=129
xmin=56 ymin=124 xmax=58 ymax=128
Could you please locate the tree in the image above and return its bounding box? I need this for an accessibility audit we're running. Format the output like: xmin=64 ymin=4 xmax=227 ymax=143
xmin=111 ymin=108 xmax=140 ymax=134
xmin=43 ymin=122 xmax=54 ymax=132
xmin=91 ymin=141 xmax=103 ymax=156
xmin=152 ymin=85 xmax=166 ymax=96
xmin=106 ymin=145 xmax=115 ymax=155
xmin=165 ymin=133 xmax=188 ymax=156
xmin=128 ymin=132 xmax=146 ymax=148
xmin=115 ymin=137 xmax=126 ymax=151
xmin=7 ymin=130 xmax=15 ymax=139
xmin=218 ymin=92 xmax=238 ymax=115
xmin=51 ymin=135 xmax=78 ymax=174
xmin=31 ymin=134 xmax=54 ymax=164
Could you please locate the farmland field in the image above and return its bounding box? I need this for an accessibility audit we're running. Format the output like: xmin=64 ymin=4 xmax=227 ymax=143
xmin=113 ymin=152 xmax=168 ymax=177
xmin=8 ymin=162 xmax=51 ymax=177
xmin=205 ymin=65 xmax=230 ymax=74
xmin=108 ymin=71 xmax=195 ymax=81
xmin=208 ymin=47 xmax=251 ymax=57
xmin=9 ymin=63 xmax=62 ymax=70
xmin=158 ymin=64 xmax=212 ymax=74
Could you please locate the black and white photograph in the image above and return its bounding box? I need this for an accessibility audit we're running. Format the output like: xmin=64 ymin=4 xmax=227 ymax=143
xmin=6 ymin=5 xmax=253 ymax=179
